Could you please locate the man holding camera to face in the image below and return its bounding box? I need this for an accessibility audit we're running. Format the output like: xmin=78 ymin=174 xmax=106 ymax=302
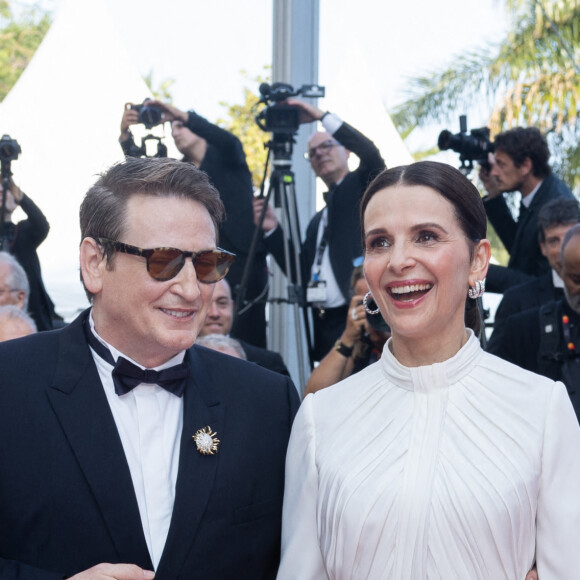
xmin=119 ymin=100 xmax=269 ymax=349
xmin=479 ymin=126 xmax=575 ymax=293
xmin=252 ymin=99 xmax=385 ymax=362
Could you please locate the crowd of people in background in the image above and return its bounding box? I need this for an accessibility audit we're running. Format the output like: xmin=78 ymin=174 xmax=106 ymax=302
xmin=1 ymin=99 xmax=579 ymax=578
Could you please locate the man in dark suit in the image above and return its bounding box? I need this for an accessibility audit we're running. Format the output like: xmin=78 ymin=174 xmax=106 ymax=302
xmin=480 ymin=127 xmax=575 ymax=293
xmin=492 ymin=197 xmax=580 ymax=335
xmin=199 ymin=277 xmax=290 ymax=376
xmin=488 ymin=224 xmax=580 ymax=422
xmin=120 ymin=100 xmax=269 ymax=349
xmin=0 ymin=157 xmax=299 ymax=580
xmin=253 ymin=100 xmax=385 ymax=361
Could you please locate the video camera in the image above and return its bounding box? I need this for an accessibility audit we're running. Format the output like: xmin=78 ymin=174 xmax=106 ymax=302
xmin=438 ymin=115 xmax=494 ymax=173
xmin=255 ymin=82 xmax=325 ymax=135
xmin=0 ymin=135 xmax=21 ymax=164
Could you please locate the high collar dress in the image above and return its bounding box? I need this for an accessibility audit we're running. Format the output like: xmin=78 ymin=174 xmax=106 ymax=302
xmin=278 ymin=331 xmax=580 ymax=579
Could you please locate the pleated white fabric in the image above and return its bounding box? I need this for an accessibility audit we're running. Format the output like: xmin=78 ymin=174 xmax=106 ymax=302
xmin=278 ymin=332 xmax=580 ymax=580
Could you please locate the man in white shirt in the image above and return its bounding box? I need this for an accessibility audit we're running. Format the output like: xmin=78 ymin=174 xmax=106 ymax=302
xmin=0 ymin=157 xmax=299 ymax=580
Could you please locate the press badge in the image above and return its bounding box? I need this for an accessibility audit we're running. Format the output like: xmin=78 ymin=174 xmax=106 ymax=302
xmin=307 ymin=280 xmax=327 ymax=303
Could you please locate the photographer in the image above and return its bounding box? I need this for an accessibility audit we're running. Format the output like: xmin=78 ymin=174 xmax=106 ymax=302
xmin=480 ymin=127 xmax=574 ymax=293
xmin=119 ymin=100 xmax=269 ymax=348
xmin=0 ymin=180 xmax=60 ymax=331
xmin=253 ymin=99 xmax=385 ymax=361
xmin=303 ymin=264 xmax=389 ymax=396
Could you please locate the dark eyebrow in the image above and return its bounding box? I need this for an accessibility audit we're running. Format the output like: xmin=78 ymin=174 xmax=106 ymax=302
xmin=411 ymin=222 xmax=450 ymax=235
xmin=364 ymin=223 xmax=449 ymax=239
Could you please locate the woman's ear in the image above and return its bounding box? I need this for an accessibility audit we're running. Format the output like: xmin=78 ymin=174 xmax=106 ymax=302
xmin=469 ymin=239 xmax=491 ymax=286
xmin=79 ymin=237 xmax=106 ymax=296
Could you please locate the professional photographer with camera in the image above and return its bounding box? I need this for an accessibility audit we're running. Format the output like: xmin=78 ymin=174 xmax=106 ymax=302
xmin=480 ymin=127 xmax=575 ymax=292
xmin=0 ymin=135 xmax=61 ymax=331
xmin=302 ymin=263 xmax=390 ymax=396
xmin=253 ymin=99 xmax=385 ymax=361
xmin=119 ymin=99 xmax=269 ymax=348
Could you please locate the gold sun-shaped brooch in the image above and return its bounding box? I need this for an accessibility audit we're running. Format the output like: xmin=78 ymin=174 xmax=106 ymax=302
xmin=193 ymin=426 xmax=220 ymax=455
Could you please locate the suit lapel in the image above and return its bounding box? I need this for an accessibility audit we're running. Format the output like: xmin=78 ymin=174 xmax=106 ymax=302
xmin=156 ymin=346 xmax=224 ymax=577
xmin=46 ymin=312 xmax=152 ymax=568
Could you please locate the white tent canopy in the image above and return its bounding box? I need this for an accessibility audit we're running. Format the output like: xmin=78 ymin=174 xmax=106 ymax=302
xmin=0 ymin=0 xmax=176 ymax=318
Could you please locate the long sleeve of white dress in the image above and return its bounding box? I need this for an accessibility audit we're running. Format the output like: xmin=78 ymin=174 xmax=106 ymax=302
xmin=277 ymin=333 xmax=580 ymax=580
xmin=535 ymin=378 xmax=580 ymax=577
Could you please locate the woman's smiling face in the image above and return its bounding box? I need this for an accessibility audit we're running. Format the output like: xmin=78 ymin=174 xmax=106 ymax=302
xmin=363 ymin=184 xmax=483 ymax=362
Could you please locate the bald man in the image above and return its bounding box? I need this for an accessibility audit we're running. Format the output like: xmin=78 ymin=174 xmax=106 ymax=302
xmin=254 ymin=100 xmax=385 ymax=361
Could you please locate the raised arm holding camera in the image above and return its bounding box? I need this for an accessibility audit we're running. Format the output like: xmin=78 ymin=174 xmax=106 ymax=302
xmin=253 ymin=99 xmax=385 ymax=361
xmin=119 ymin=99 xmax=269 ymax=348
xmin=481 ymin=127 xmax=575 ymax=293
xmin=0 ymin=159 xmax=60 ymax=331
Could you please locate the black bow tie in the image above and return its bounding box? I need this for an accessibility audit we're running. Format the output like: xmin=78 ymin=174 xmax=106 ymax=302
xmin=84 ymin=317 xmax=189 ymax=397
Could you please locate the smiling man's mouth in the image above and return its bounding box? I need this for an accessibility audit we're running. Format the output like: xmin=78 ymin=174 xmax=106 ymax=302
xmin=160 ymin=308 xmax=194 ymax=319
xmin=388 ymin=283 xmax=433 ymax=302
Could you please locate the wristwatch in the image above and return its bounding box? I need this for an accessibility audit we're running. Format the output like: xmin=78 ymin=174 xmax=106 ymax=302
xmin=334 ymin=339 xmax=354 ymax=357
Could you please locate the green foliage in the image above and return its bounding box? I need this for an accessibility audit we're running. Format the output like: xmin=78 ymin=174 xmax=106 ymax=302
xmin=0 ymin=1 xmax=52 ymax=101
xmin=143 ymin=70 xmax=175 ymax=102
xmin=392 ymin=0 xmax=580 ymax=194
xmin=217 ymin=68 xmax=271 ymax=188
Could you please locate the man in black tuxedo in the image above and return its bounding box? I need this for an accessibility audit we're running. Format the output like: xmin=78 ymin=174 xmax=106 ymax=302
xmin=0 ymin=157 xmax=299 ymax=580
xmin=199 ymin=277 xmax=290 ymax=376
xmin=253 ymin=100 xmax=385 ymax=361
xmin=480 ymin=127 xmax=574 ymax=293
xmin=492 ymin=197 xmax=580 ymax=335
xmin=488 ymin=224 xmax=580 ymax=421
xmin=120 ymin=100 xmax=269 ymax=349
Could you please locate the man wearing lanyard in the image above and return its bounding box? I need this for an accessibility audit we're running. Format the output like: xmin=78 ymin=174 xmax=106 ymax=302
xmin=254 ymin=100 xmax=385 ymax=361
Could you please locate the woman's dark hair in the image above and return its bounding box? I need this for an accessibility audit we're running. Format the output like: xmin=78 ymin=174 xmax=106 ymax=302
xmin=360 ymin=161 xmax=487 ymax=336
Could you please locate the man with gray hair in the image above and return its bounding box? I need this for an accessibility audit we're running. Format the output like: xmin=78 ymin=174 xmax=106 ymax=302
xmin=0 ymin=305 xmax=36 ymax=341
xmin=0 ymin=251 xmax=29 ymax=311
xmin=196 ymin=333 xmax=247 ymax=359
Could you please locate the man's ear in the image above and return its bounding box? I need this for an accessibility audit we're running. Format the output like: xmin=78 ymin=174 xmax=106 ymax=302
xmin=80 ymin=237 xmax=106 ymax=296
xmin=520 ymin=156 xmax=533 ymax=176
xmin=14 ymin=290 xmax=26 ymax=310
xmin=469 ymin=239 xmax=491 ymax=286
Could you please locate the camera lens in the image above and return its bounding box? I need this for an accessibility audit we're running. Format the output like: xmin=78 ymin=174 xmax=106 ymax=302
xmin=139 ymin=105 xmax=163 ymax=129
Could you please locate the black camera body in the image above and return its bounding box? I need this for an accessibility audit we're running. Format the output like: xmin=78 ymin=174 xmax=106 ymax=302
xmin=438 ymin=115 xmax=494 ymax=172
xmin=0 ymin=135 xmax=21 ymax=163
xmin=131 ymin=101 xmax=163 ymax=129
xmin=256 ymin=82 xmax=325 ymax=135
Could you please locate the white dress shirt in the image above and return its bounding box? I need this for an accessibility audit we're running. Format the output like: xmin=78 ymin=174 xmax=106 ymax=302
xmin=88 ymin=315 xmax=184 ymax=569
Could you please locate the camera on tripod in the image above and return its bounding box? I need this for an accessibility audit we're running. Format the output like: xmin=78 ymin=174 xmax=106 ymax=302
xmin=255 ymin=82 xmax=325 ymax=135
xmin=0 ymin=135 xmax=21 ymax=163
xmin=438 ymin=115 xmax=494 ymax=173
xmin=130 ymin=99 xmax=164 ymax=129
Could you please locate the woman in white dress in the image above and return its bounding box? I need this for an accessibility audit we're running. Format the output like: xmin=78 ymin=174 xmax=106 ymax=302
xmin=278 ymin=161 xmax=580 ymax=580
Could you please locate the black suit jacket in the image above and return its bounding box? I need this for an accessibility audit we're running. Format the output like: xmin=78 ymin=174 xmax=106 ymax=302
xmin=484 ymin=174 xmax=574 ymax=292
xmin=0 ymin=311 xmax=299 ymax=580
xmin=486 ymin=299 xmax=580 ymax=420
xmin=492 ymin=272 xmax=563 ymax=336
xmin=238 ymin=339 xmax=290 ymax=376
